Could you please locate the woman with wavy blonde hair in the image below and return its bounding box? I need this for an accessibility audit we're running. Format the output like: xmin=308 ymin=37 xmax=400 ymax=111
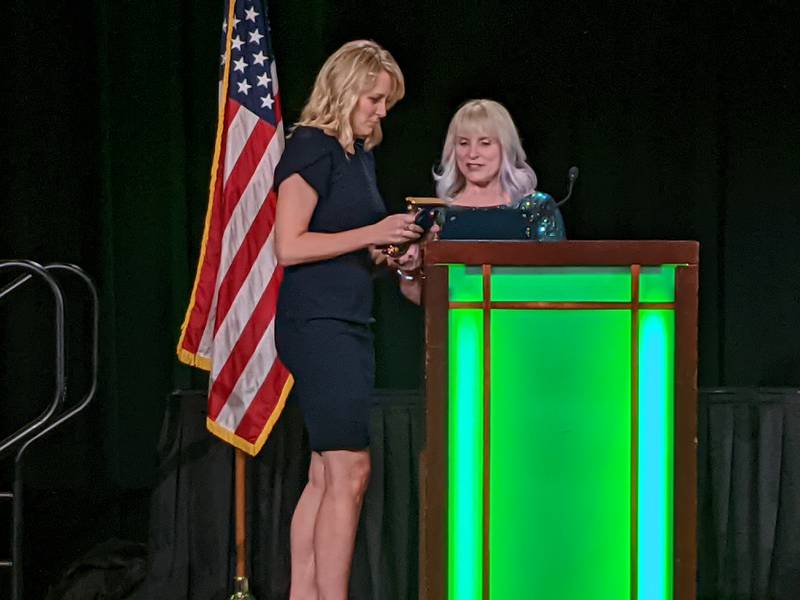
xmin=295 ymin=39 xmax=405 ymax=153
xmin=273 ymin=40 xmax=421 ymax=600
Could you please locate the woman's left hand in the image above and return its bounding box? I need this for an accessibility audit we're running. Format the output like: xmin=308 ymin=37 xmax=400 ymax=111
xmin=389 ymin=242 xmax=421 ymax=272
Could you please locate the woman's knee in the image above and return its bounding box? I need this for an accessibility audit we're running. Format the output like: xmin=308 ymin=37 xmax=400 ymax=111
xmin=322 ymin=450 xmax=371 ymax=498
xmin=348 ymin=454 xmax=371 ymax=492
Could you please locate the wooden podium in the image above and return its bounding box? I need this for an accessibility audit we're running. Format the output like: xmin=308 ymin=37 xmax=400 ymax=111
xmin=420 ymin=241 xmax=698 ymax=600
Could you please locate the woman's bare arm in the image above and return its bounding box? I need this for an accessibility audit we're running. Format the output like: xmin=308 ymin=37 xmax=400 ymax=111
xmin=275 ymin=174 xmax=421 ymax=266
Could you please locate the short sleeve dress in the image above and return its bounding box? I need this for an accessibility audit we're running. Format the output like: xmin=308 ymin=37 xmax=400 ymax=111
xmin=273 ymin=126 xmax=388 ymax=452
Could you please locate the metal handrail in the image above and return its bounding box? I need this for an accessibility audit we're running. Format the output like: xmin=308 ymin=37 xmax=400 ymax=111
xmin=0 ymin=262 xmax=98 ymax=600
xmin=12 ymin=264 xmax=99 ymax=600
xmin=14 ymin=264 xmax=99 ymax=452
xmin=0 ymin=260 xmax=66 ymax=457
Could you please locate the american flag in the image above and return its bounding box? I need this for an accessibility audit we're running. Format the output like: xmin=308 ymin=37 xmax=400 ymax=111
xmin=177 ymin=0 xmax=292 ymax=455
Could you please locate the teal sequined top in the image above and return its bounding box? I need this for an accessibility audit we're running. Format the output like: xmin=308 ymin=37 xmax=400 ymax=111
xmin=438 ymin=191 xmax=566 ymax=241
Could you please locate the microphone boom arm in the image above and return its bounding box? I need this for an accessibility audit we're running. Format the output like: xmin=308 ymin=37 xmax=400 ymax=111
xmin=555 ymin=166 xmax=579 ymax=207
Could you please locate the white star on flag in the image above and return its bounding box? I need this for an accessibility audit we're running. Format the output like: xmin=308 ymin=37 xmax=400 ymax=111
xmin=260 ymin=94 xmax=274 ymax=109
xmin=256 ymin=72 xmax=271 ymax=88
xmin=249 ymin=30 xmax=264 ymax=45
xmin=237 ymin=80 xmax=252 ymax=95
xmin=233 ymin=57 xmax=247 ymax=73
xmin=231 ymin=35 xmax=244 ymax=51
xmin=245 ymin=6 xmax=260 ymax=22
xmin=252 ymin=51 xmax=267 ymax=66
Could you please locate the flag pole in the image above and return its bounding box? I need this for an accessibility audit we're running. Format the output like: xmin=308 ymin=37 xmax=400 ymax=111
xmin=231 ymin=448 xmax=255 ymax=599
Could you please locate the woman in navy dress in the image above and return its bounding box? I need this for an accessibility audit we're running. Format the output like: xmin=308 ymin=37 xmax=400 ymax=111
xmin=398 ymin=99 xmax=565 ymax=303
xmin=273 ymin=40 xmax=421 ymax=599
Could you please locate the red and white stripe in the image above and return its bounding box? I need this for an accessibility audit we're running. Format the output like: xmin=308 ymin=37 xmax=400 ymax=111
xmin=178 ymin=93 xmax=292 ymax=454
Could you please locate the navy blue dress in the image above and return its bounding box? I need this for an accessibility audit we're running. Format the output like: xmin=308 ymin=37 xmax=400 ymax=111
xmin=273 ymin=127 xmax=387 ymax=451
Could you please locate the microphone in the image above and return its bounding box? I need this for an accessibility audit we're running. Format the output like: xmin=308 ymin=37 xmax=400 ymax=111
xmin=555 ymin=166 xmax=579 ymax=206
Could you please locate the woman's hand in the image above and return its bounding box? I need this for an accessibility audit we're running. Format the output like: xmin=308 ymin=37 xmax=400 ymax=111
xmin=391 ymin=220 xmax=439 ymax=273
xmin=369 ymin=213 xmax=423 ymax=246
xmin=392 ymin=243 xmax=424 ymax=305
xmin=388 ymin=242 xmax=421 ymax=271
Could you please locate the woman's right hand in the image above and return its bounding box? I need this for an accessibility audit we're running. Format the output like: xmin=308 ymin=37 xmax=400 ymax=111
xmin=369 ymin=213 xmax=423 ymax=246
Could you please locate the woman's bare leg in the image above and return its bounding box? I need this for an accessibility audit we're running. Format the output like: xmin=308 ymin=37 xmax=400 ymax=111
xmin=289 ymin=452 xmax=326 ymax=600
xmin=314 ymin=449 xmax=371 ymax=600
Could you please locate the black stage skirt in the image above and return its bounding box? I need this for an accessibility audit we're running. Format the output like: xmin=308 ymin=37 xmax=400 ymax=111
xmin=275 ymin=316 xmax=374 ymax=451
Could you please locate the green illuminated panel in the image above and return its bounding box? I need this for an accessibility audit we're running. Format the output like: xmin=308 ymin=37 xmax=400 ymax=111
xmin=491 ymin=267 xmax=632 ymax=302
xmin=639 ymin=266 xmax=677 ymax=302
xmin=446 ymin=265 xmax=679 ymax=600
xmin=638 ymin=310 xmax=675 ymax=600
xmin=448 ymin=264 xmax=484 ymax=302
xmin=490 ymin=310 xmax=631 ymax=599
xmin=448 ymin=309 xmax=483 ymax=600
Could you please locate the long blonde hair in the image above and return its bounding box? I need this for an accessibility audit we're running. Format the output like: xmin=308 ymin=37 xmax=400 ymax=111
xmin=434 ymin=99 xmax=537 ymax=202
xmin=295 ymin=40 xmax=405 ymax=153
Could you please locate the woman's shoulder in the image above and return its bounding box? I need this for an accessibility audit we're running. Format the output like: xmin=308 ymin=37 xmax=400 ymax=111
xmin=517 ymin=191 xmax=566 ymax=241
xmin=515 ymin=191 xmax=555 ymax=207
xmin=286 ymin=125 xmax=341 ymax=152
xmin=275 ymin=126 xmax=343 ymax=190
xmin=279 ymin=126 xmax=343 ymax=169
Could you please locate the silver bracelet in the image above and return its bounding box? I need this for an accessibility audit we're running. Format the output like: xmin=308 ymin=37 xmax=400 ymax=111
xmin=396 ymin=269 xmax=415 ymax=281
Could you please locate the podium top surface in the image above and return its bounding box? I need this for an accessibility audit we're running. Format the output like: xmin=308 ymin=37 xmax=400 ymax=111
xmin=424 ymin=240 xmax=698 ymax=267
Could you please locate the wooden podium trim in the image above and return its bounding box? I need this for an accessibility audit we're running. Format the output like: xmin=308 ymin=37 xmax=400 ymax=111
xmin=449 ymin=301 xmax=675 ymax=310
xmin=482 ymin=265 xmax=491 ymax=600
xmin=630 ymin=265 xmax=641 ymax=599
xmin=421 ymin=264 xmax=449 ymax=600
xmin=674 ymin=265 xmax=699 ymax=600
xmin=425 ymin=240 xmax=699 ymax=267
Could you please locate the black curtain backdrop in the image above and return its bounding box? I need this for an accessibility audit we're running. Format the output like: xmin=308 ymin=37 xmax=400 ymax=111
xmin=1 ymin=0 xmax=799 ymax=597
xmin=128 ymin=388 xmax=800 ymax=600
xmin=698 ymin=388 xmax=800 ymax=599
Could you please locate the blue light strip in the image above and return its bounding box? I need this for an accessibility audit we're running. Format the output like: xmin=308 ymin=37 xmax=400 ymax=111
xmin=637 ymin=310 xmax=674 ymax=600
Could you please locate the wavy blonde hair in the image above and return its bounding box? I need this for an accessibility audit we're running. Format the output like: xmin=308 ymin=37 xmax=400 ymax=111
xmin=295 ymin=40 xmax=405 ymax=153
xmin=434 ymin=99 xmax=537 ymax=202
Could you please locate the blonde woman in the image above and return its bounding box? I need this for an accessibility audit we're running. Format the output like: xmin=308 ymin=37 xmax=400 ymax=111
xmin=273 ymin=40 xmax=420 ymax=600
xmin=433 ymin=99 xmax=566 ymax=240
xmin=397 ymin=100 xmax=565 ymax=305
